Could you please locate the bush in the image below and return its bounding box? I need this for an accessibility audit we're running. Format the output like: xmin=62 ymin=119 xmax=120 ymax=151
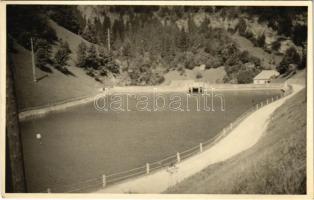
xmin=196 ymin=72 xmax=203 ymax=79
xmin=237 ymin=69 xmax=254 ymax=84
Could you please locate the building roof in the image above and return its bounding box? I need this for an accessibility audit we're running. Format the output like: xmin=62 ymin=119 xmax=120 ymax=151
xmin=254 ymin=70 xmax=279 ymax=80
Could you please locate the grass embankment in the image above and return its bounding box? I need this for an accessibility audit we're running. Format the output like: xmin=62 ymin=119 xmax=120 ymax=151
xmin=165 ymin=88 xmax=306 ymax=194
xmin=230 ymin=32 xmax=283 ymax=69
xmin=10 ymin=20 xmax=101 ymax=111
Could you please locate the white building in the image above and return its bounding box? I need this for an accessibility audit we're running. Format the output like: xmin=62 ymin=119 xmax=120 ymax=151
xmin=253 ymin=70 xmax=280 ymax=84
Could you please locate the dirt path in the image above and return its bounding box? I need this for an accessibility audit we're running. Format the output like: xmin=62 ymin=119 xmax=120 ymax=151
xmin=96 ymin=84 xmax=303 ymax=194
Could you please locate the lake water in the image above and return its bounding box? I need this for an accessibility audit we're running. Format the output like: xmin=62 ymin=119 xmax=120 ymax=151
xmin=20 ymin=90 xmax=282 ymax=192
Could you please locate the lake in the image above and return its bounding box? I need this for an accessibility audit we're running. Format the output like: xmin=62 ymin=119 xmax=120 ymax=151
xmin=20 ymin=90 xmax=282 ymax=192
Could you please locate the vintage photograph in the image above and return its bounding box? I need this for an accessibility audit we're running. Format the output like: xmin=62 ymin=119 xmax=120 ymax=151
xmin=3 ymin=2 xmax=312 ymax=196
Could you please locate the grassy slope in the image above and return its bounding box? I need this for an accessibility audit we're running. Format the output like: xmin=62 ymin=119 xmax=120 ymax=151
xmin=10 ymin=20 xmax=101 ymax=110
xmin=163 ymin=67 xmax=226 ymax=85
xmin=165 ymin=88 xmax=306 ymax=194
xmin=231 ymin=32 xmax=283 ymax=69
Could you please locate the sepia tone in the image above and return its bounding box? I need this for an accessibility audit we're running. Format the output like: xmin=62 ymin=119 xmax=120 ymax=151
xmin=2 ymin=2 xmax=312 ymax=197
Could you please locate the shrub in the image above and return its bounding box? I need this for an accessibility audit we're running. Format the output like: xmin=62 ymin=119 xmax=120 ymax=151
xmin=196 ymin=72 xmax=203 ymax=79
xmin=237 ymin=69 xmax=254 ymax=84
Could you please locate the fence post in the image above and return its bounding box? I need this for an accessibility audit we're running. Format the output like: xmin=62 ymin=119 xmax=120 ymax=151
xmin=47 ymin=188 xmax=51 ymax=193
xmin=146 ymin=163 xmax=150 ymax=174
xmin=256 ymin=104 xmax=259 ymax=110
xmin=199 ymin=143 xmax=203 ymax=153
xmin=261 ymin=102 xmax=263 ymax=107
xmin=177 ymin=152 xmax=181 ymax=163
xmin=266 ymin=99 xmax=268 ymax=104
xmin=272 ymin=97 xmax=274 ymax=102
xmin=102 ymin=174 xmax=106 ymax=188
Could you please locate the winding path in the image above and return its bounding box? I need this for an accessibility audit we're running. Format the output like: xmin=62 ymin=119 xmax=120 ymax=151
xmin=95 ymin=85 xmax=303 ymax=194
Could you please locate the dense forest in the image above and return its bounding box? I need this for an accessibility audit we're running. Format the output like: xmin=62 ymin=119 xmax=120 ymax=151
xmin=7 ymin=5 xmax=308 ymax=85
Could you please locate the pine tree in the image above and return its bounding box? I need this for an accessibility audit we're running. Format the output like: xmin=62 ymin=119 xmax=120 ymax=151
xmin=86 ymin=44 xmax=98 ymax=69
xmin=76 ymin=41 xmax=87 ymax=68
xmin=187 ymin=17 xmax=197 ymax=33
xmin=237 ymin=18 xmax=247 ymax=36
xmin=54 ymin=40 xmax=72 ymax=71
xmin=35 ymin=39 xmax=51 ymax=69
xmin=98 ymin=46 xmax=110 ymax=66
xmin=199 ymin=18 xmax=210 ymax=34
xmin=82 ymin=19 xmax=97 ymax=43
xmin=176 ymin=29 xmax=189 ymax=52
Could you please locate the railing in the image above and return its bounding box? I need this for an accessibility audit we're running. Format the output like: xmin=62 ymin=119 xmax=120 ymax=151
xmin=39 ymin=86 xmax=293 ymax=193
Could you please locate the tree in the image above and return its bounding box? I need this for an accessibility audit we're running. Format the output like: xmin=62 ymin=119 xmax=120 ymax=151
xmin=54 ymin=40 xmax=72 ymax=71
xmin=176 ymin=29 xmax=189 ymax=52
xmin=199 ymin=18 xmax=210 ymax=34
xmin=188 ymin=17 xmax=197 ymax=33
xmin=94 ymin=17 xmax=103 ymax=44
xmin=237 ymin=18 xmax=247 ymax=36
xmin=76 ymin=41 xmax=87 ymax=68
xmin=7 ymin=6 xmax=57 ymax=50
xmin=237 ymin=69 xmax=254 ymax=84
xmin=98 ymin=47 xmax=110 ymax=65
xmin=277 ymin=47 xmax=301 ymax=74
xmin=35 ymin=39 xmax=51 ymax=69
xmin=82 ymin=19 xmax=97 ymax=43
xmin=85 ymin=44 xmax=98 ymax=69
xmin=47 ymin=6 xmax=82 ymax=34
xmin=292 ymin=24 xmax=307 ymax=47
xmin=299 ymin=47 xmax=307 ymax=70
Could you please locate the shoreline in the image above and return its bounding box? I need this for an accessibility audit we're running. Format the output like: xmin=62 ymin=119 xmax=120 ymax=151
xmin=18 ymin=83 xmax=287 ymax=121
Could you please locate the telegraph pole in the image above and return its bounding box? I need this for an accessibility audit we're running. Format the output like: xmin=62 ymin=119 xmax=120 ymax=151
xmin=107 ymin=28 xmax=111 ymax=52
xmin=30 ymin=37 xmax=37 ymax=82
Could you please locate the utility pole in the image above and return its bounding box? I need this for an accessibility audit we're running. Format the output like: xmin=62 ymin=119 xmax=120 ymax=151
xmin=30 ymin=37 xmax=37 ymax=82
xmin=107 ymin=28 xmax=111 ymax=52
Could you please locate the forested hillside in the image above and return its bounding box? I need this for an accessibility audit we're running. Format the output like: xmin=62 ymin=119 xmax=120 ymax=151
xmin=7 ymin=5 xmax=307 ymax=86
